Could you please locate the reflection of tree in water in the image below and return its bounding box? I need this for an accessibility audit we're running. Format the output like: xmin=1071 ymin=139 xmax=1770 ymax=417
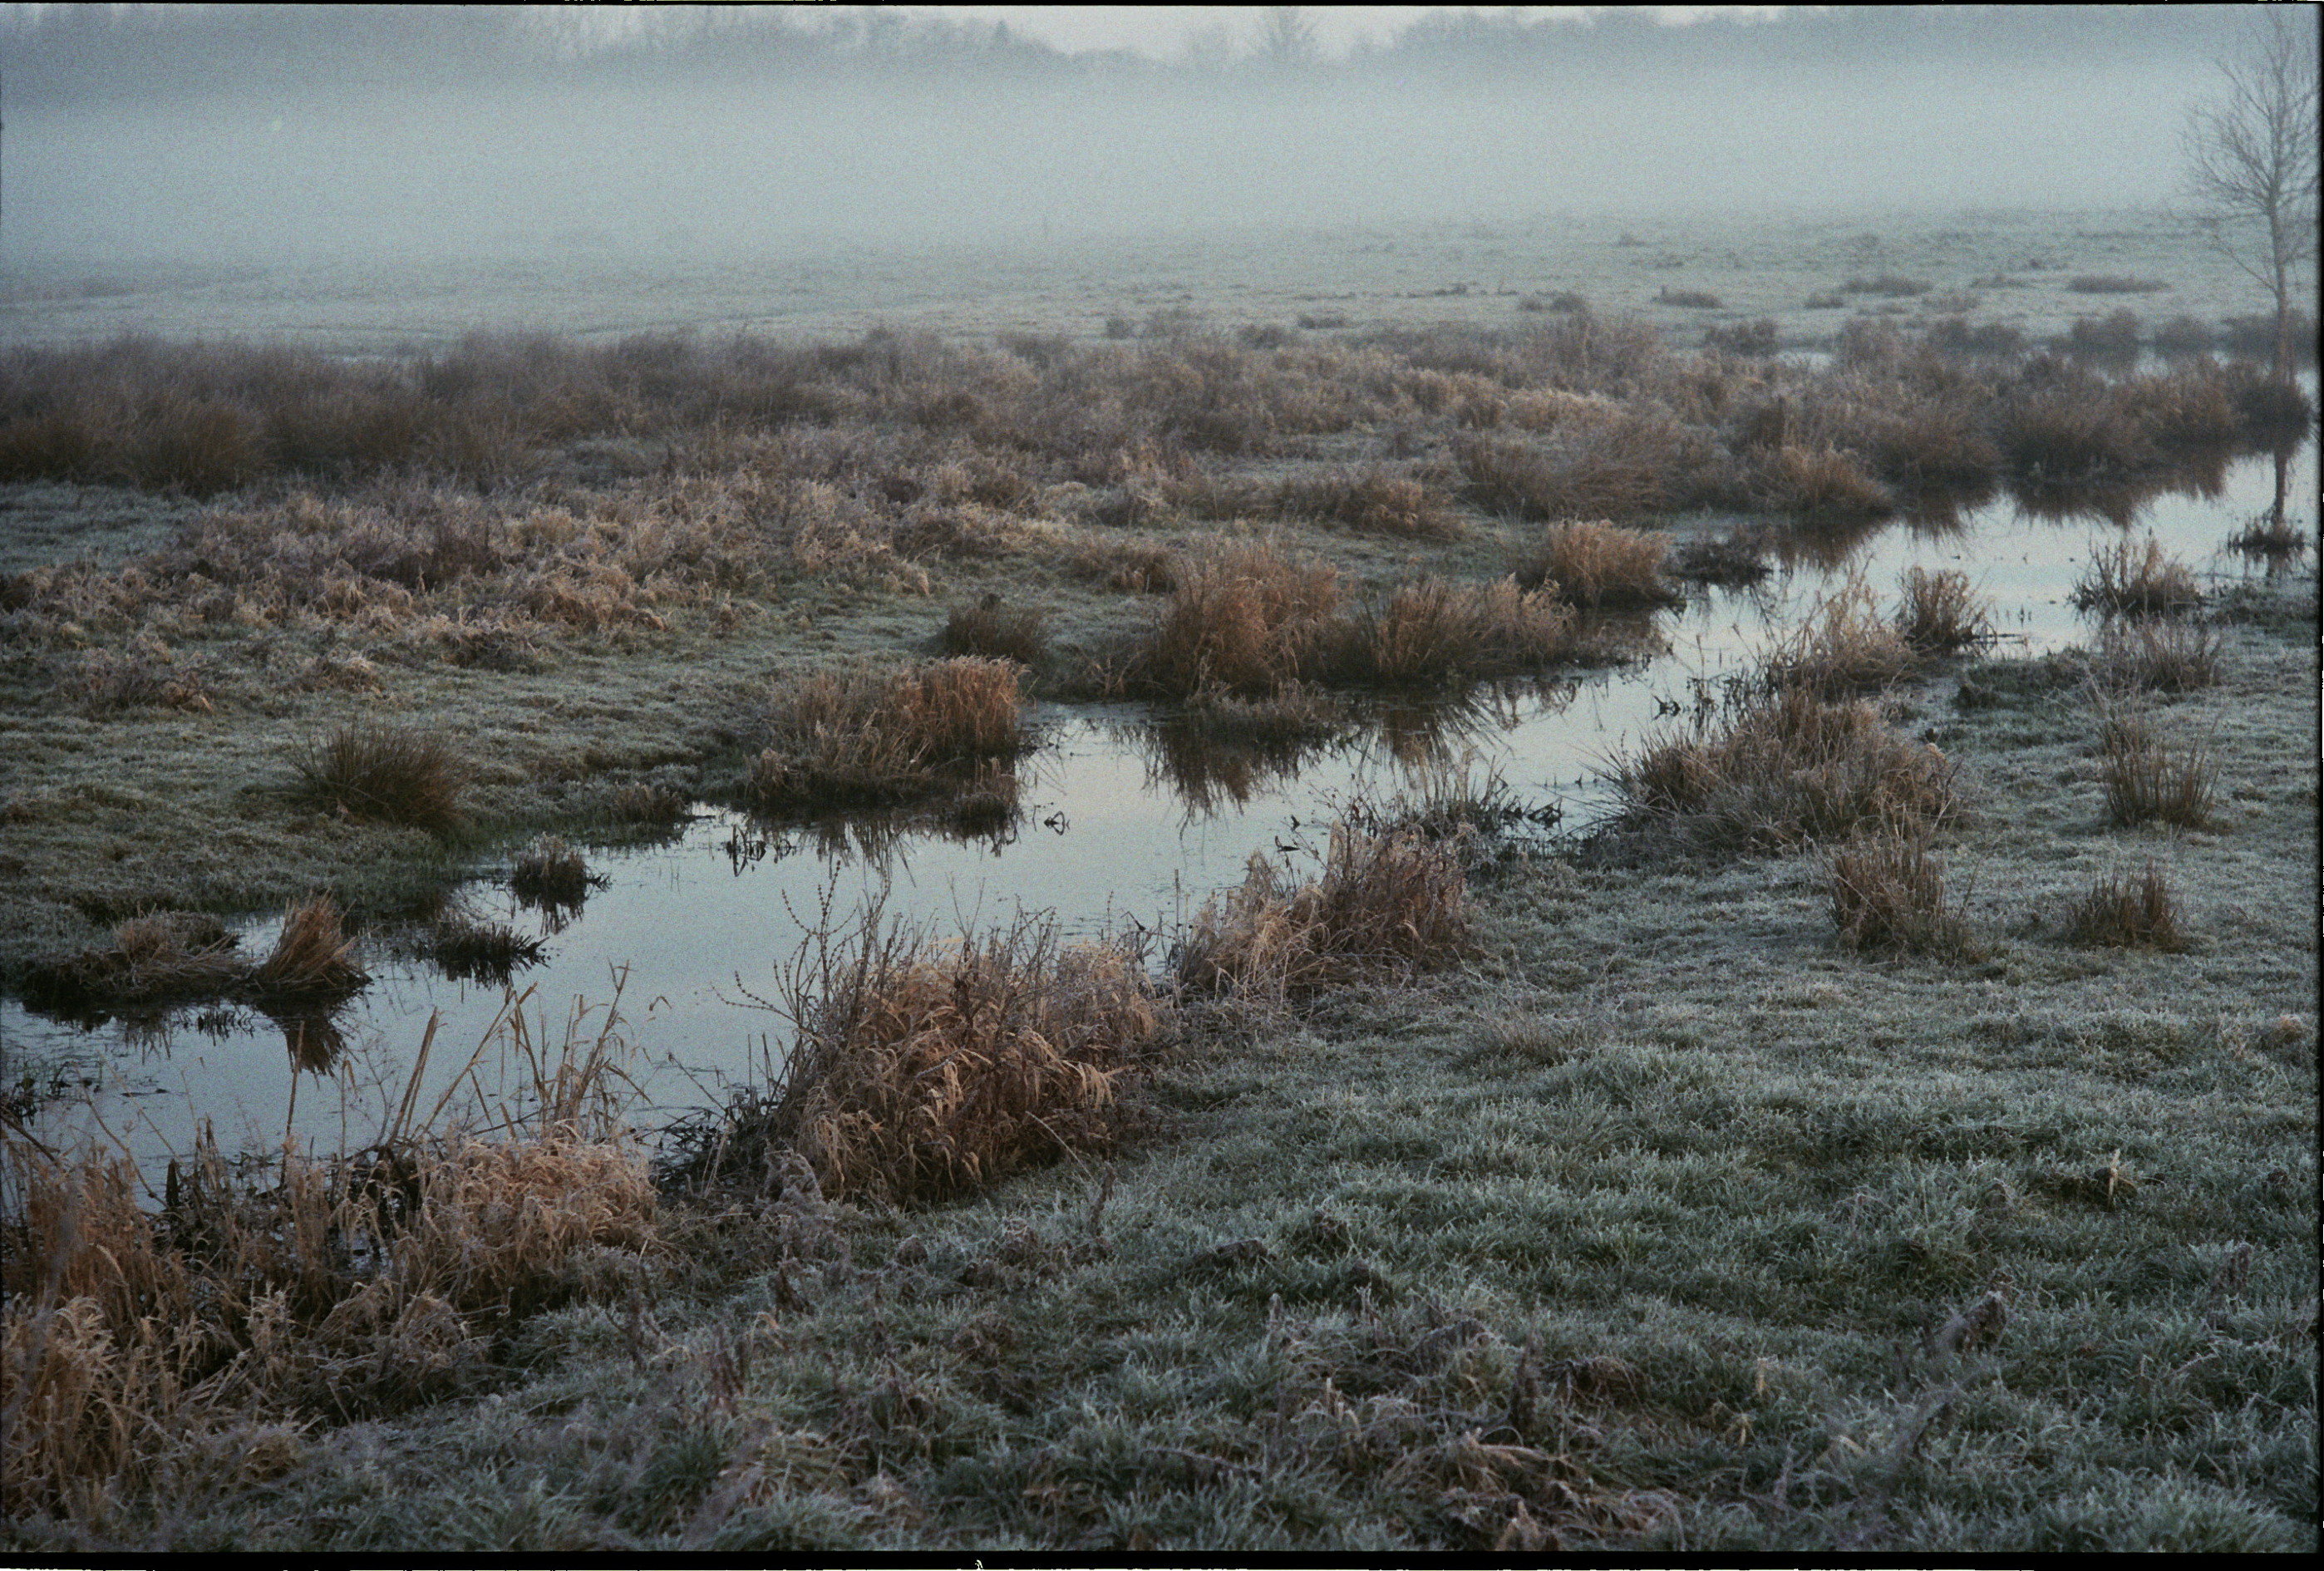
xmin=2228 ymin=442 xmax=2314 ymax=571
xmin=2006 ymin=450 xmax=2232 ymax=530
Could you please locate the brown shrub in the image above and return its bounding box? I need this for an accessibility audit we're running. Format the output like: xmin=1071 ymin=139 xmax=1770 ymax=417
xmin=2064 ymin=864 xmax=2186 ymax=950
xmin=1455 ymin=420 xmax=1681 ymax=522
xmin=2099 ymin=711 xmax=2214 ymax=828
xmin=1997 ymin=375 xmax=2144 ymax=476
xmin=750 ymin=657 xmax=1025 ymax=810
xmin=291 ymin=724 xmax=470 ymax=832
xmin=1894 ymin=567 xmax=1988 ymax=654
xmin=1827 ymin=823 xmax=1978 ymax=958
xmin=1514 ymin=520 xmax=1678 ymax=608
xmin=1175 ymin=822 xmax=1475 ymax=1006
xmin=716 ymin=912 xmax=1164 ymax=1204
xmin=940 ymin=593 xmax=1048 ymax=666
xmin=2072 ymin=537 xmax=2202 ymax=617
xmin=1613 ymin=686 xmax=1957 ymax=850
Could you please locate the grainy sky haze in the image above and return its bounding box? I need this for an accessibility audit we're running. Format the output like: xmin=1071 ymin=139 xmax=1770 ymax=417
xmin=0 ymin=4 xmax=2272 ymax=268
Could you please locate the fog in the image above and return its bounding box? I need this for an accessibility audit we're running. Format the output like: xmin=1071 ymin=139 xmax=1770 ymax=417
xmin=0 ymin=5 xmax=2261 ymax=268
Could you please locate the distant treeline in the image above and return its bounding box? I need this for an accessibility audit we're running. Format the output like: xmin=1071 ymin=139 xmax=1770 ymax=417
xmin=1 ymin=3 xmax=2259 ymax=107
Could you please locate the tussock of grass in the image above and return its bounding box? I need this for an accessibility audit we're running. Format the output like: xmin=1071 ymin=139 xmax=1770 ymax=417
xmin=2068 ymin=275 xmax=2169 ymax=295
xmin=1514 ymin=520 xmax=1678 ymax=609
xmin=291 ymin=723 xmax=470 ymax=832
xmin=1272 ymin=467 xmax=1458 ymax=539
xmin=1614 ymin=685 xmax=1957 ymax=850
xmin=698 ymin=911 xmax=1165 ymax=1205
xmin=2093 ymin=617 xmax=2222 ymax=692
xmin=1755 ymin=443 xmax=1892 ymax=520
xmin=1322 ymin=578 xmax=1577 ymax=688
xmin=2065 ymin=864 xmax=2187 ymax=950
xmin=425 ymin=917 xmax=549 ymax=985
xmin=2099 ymin=710 xmax=2215 ymax=829
xmin=21 ymin=899 xmax=366 ymax=1017
xmin=939 ymin=593 xmax=1047 ymax=666
xmin=749 ymin=657 xmax=1025 ymax=810
xmin=1764 ymin=574 xmax=1917 ymax=697
xmin=1826 ymin=823 xmax=1978 ymax=958
xmin=1894 ymin=566 xmax=1988 ymax=655
xmin=1175 ymin=822 xmax=1475 ymax=1006
xmin=1120 ymin=539 xmax=1341 ymax=698
xmin=2073 ymin=537 xmax=2203 ymax=618
xmin=1455 ymin=421 xmax=1686 ymax=523
xmin=510 ymin=835 xmax=602 ymax=910
xmin=2228 ymin=508 xmax=2310 ymax=559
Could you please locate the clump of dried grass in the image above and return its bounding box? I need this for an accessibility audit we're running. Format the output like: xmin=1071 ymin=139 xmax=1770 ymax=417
xmin=246 ymin=895 xmax=368 ymax=1004
xmin=2098 ymin=710 xmax=2215 ymax=828
xmin=1455 ymin=420 xmax=1681 ymax=522
xmin=0 ymin=1003 xmax=657 ymax=1518
xmin=2093 ymin=618 xmax=2222 ymax=692
xmin=1755 ymin=443 xmax=1893 ymax=520
xmin=425 ymin=917 xmax=548 ymax=986
xmin=749 ymin=657 xmax=1026 ymax=810
xmin=1514 ymin=520 xmax=1679 ymax=609
xmin=510 ymin=835 xmax=603 ymax=910
xmin=1272 ymin=467 xmax=1459 ymax=538
xmin=2065 ymin=864 xmax=2187 ymax=950
xmin=20 ymin=912 xmax=246 ymax=1017
xmin=1613 ymin=685 xmax=1957 ymax=850
xmin=939 ymin=593 xmax=1048 ymax=666
xmin=1130 ymin=539 xmax=1342 ymax=698
xmin=1322 ymin=578 xmax=1576 ymax=687
xmin=1175 ymin=822 xmax=1475 ymax=1006
xmin=2227 ymin=509 xmax=2309 ymax=560
xmin=707 ymin=910 xmax=1166 ymax=1205
xmin=1826 ymin=822 xmax=1979 ymax=958
xmin=291 ymin=723 xmax=470 ymax=832
xmin=1764 ymin=574 xmax=1918 ymax=697
xmin=1894 ymin=566 xmax=1989 ymax=654
xmin=2073 ymin=537 xmax=2203 ymax=617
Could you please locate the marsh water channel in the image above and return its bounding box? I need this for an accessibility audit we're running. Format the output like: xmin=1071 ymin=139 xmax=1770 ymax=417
xmin=3 ymin=436 xmax=2313 ymax=1177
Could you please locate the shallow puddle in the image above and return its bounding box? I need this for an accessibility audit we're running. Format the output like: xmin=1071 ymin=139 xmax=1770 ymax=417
xmin=3 ymin=436 xmax=2312 ymax=1172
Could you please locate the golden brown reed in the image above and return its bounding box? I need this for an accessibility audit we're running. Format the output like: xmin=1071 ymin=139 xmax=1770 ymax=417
xmin=1514 ymin=520 xmax=1679 ymax=609
xmin=939 ymin=593 xmax=1048 ymax=666
xmin=246 ymin=895 xmax=369 ymax=1003
xmin=1763 ymin=574 xmax=1918 ymax=697
xmin=749 ymin=657 xmax=1025 ymax=810
xmin=1614 ymin=685 xmax=1957 ymax=850
xmin=1271 ymin=467 xmax=1460 ymax=538
xmin=1322 ymin=578 xmax=1577 ymax=688
xmin=1174 ymin=823 xmax=1475 ymax=1007
xmin=716 ymin=913 xmax=1165 ymax=1206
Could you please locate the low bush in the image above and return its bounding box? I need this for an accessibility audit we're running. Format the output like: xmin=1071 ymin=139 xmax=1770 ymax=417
xmin=1765 ymin=574 xmax=1918 ymax=697
xmin=1755 ymin=444 xmax=1893 ymax=520
xmin=2062 ymin=311 xmax=2144 ymax=362
xmin=1656 ymin=288 xmax=1723 ymax=309
xmin=1514 ymin=520 xmax=1678 ymax=609
xmin=1129 ymin=539 xmax=1341 ymax=699
xmin=1455 ymin=421 xmax=1683 ymax=523
xmin=291 ymin=724 xmax=470 ymax=832
xmin=1272 ymin=468 xmax=1457 ymax=538
xmin=1175 ymin=822 xmax=1475 ymax=1006
xmin=2065 ymin=863 xmax=2187 ymax=950
xmin=1703 ymin=319 xmax=1779 ymax=357
xmin=1843 ymin=275 xmax=1931 ymax=298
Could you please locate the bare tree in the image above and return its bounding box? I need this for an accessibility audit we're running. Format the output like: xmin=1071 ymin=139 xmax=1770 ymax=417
xmin=1257 ymin=7 xmax=1318 ymax=67
xmin=2183 ymin=8 xmax=2320 ymax=383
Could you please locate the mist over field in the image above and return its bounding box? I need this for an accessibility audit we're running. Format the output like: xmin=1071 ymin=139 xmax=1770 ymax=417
xmin=0 ymin=4 xmax=2266 ymax=268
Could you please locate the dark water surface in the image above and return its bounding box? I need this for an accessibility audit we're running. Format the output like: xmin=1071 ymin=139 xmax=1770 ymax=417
xmin=3 ymin=437 xmax=2312 ymax=1171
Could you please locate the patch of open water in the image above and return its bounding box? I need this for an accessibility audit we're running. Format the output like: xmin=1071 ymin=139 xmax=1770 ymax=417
xmin=2 ymin=437 xmax=2312 ymax=1173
